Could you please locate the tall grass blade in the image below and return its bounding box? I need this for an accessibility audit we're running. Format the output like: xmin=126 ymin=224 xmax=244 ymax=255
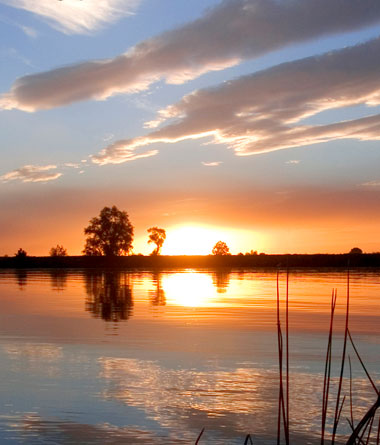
xmin=364 ymin=414 xmax=374 ymax=444
xmin=243 ymin=434 xmax=254 ymax=444
xmin=195 ymin=427 xmax=205 ymax=444
xmin=349 ymin=355 xmax=354 ymax=430
xmin=348 ymin=330 xmax=379 ymax=396
xmin=332 ymin=269 xmax=350 ymax=443
xmin=346 ymin=395 xmax=380 ymax=445
xmin=285 ymin=269 xmax=290 ymax=444
xmin=276 ymin=271 xmax=288 ymax=444
xmin=321 ymin=289 xmax=337 ymax=444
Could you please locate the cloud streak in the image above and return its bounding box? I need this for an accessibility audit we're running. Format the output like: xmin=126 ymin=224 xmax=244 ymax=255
xmin=2 ymin=0 xmax=380 ymax=111
xmin=0 ymin=0 xmax=139 ymax=34
xmin=92 ymin=37 xmax=380 ymax=163
xmin=1 ymin=165 xmax=62 ymax=183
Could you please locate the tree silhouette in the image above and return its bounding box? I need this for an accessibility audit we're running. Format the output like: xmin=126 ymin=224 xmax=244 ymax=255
xmin=349 ymin=247 xmax=363 ymax=254
xmin=147 ymin=227 xmax=166 ymax=255
xmin=15 ymin=248 xmax=27 ymax=258
xmin=83 ymin=206 xmax=134 ymax=256
xmin=212 ymin=241 xmax=230 ymax=256
xmin=49 ymin=245 xmax=68 ymax=257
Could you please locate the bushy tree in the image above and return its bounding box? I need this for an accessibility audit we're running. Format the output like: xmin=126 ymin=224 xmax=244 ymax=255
xmin=349 ymin=247 xmax=363 ymax=254
xmin=83 ymin=206 xmax=134 ymax=256
xmin=147 ymin=227 xmax=166 ymax=255
xmin=15 ymin=248 xmax=27 ymax=258
xmin=49 ymin=245 xmax=68 ymax=257
xmin=212 ymin=241 xmax=230 ymax=256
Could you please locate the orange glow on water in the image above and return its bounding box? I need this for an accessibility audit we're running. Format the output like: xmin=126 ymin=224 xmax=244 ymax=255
xmin=162 ymin=272 xmax=218 ymax=307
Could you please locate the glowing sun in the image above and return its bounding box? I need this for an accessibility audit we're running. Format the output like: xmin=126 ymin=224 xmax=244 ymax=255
xmin=162 ymin=224 xmax=232 ymax=255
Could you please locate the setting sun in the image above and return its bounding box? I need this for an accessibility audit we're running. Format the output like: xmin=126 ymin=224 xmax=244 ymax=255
xmin=162 ymin=225 xmax=228 ymax=255
xmin=134 ymin=224 xmax=263 ymax=256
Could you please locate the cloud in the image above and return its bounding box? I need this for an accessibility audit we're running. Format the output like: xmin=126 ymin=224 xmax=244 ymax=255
xmin=0 ymin=13 xmax=38 ymax=38
xmin=2 ymin=0 xmax=380 ymax=111
xmin=93 ymin=37 xmax=380 ymax=163
xmin=286 ymin=160 xmax=301 ymax=165
xmin=20 ymin=25 xmax=38 ymax=38
xmin=0 ymin=0 xmax=139 ymax=34
xmin=1 ymin=164 xmax=62 ymax=183
xmin=91 ymin=142 xmax=158 ymax=165
xmin=361 ymin=180 xmax=380 ymax=187
xmin=202 ymin=161 xmax=222 ymax=167
xmin=63 ymin=162 xmax=80 ymax=169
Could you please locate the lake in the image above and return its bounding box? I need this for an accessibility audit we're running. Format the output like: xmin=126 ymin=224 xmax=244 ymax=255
xmin=0 ymin=268 xmax=379 ymax=444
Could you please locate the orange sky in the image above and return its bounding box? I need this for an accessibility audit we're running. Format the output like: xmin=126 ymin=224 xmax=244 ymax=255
xmin=1 ymin=183 xmax=379 ymax=256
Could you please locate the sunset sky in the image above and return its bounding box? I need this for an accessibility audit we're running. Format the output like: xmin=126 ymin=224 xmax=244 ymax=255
xmin=1 ymin=0 xmax=380 ymax=255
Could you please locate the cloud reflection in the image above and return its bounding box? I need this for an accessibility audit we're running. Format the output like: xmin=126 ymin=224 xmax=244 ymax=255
xmin=0 ymin=414 xmax=184 ymax=444
xmin=99 ymin=357 xmax=380 ymax=443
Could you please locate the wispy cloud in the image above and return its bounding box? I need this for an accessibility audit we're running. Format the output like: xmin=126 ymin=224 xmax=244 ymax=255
xmin=0 ymin=47 xmax=33 ymax=67
xmin=0 ymin=0 xmax=139 ymax=34
xmin=286 ymin=160 xmax=301 ymax=165
xmin=91 ymin=143 xmax=158 ymax=165
xmin=361 ymin=180 xmax=380 ymax=187
xmin=63 ymin=162 xmax=80 ymax=169
xmin=1 ymin=165 xmax=62 ymax=183
xmin=0 ymin=13 xmax=38 ymax=38
xmin=20 ymin=25 xmax=38 ymax=38
xmin=202 ymin=161 xmax=222 ymax=167
xmin=92 ymin=37 xmax=380 ymax=163
xmin=2 ymin=0 xmax=380 ymax=111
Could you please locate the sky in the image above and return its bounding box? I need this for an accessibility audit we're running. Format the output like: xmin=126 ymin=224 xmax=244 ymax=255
xmin=1 ymin=0 xmax=380 ymax=255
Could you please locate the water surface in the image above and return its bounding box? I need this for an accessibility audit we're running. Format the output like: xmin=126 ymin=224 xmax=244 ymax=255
xmin=0 ymin=268 xmax=379 ymax=444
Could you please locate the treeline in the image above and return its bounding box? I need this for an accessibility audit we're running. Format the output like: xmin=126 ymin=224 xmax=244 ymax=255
xmin=2 ymin=253 xmax=380 ymax=269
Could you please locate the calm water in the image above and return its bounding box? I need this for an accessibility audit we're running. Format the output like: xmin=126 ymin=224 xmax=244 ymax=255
xmin=0 ymin=268 xmax=379 ymax=444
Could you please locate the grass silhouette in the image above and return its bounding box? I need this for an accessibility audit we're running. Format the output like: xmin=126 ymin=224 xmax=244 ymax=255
xmin=194 ymin=270 xmax=380 ymax=444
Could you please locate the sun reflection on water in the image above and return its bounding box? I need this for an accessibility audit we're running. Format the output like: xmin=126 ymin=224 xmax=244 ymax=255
xmin=162 ymin=272 xmax=220 ymax=307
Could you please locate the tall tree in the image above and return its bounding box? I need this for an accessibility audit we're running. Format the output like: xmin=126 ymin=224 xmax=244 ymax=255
xmin=83 ymin=206 xmax=134 ymax=256
xmin=147 ymin=227 xmax=166 ymax=255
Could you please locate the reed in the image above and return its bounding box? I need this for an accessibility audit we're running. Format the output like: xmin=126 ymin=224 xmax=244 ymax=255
xmin=194 ymin=270 xmax=380 ymax=444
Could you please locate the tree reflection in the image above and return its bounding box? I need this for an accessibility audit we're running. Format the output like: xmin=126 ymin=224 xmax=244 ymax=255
xmin=212 ymin=269 xmax=231 ymax=293
xmin=149 ymin=272 xmax=166 ymax=306
xmin=49 ymin=270 xmax=67 ymax=292
xmin=15 ymin=270 xmax=27 ymax=290
xmin=84 ymin=271 xmax=133 ymax=322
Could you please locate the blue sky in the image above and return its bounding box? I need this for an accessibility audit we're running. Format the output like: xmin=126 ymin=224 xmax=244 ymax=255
xmin=1 ymin=0 xmax=380 ymax=255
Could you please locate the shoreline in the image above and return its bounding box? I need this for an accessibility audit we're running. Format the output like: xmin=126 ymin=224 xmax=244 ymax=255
xmin=1 ymin=253 xmax=380 ymax=269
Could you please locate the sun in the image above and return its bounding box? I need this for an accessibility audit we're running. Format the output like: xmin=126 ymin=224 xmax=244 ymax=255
xmin=161 ymin=224 xmax=233 ymax=256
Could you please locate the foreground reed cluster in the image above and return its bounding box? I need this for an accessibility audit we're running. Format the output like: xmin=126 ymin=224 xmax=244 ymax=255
xmin=195 ymin=270 xmax=380 ymax=444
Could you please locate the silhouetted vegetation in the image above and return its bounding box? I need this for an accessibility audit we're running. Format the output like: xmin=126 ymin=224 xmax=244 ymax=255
xmin=15 ymin=248 xmax=27 ymax=258
xmin=349 ymin=247 xmax=363 ymax=254
xmin=147 ymin=227 xmax=166 ymax=255
xmin=212 ymin=241 xmax=230 ymax=256
xmin=2 ymin=253 xmax=380 ymax=269
xmin=84 ymin=271 xmax=133 ymax=322
xmin=49 ymin=245 xmax=68 ymax=257
xmin=83 ymin=205 xmax=134 ymax=256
